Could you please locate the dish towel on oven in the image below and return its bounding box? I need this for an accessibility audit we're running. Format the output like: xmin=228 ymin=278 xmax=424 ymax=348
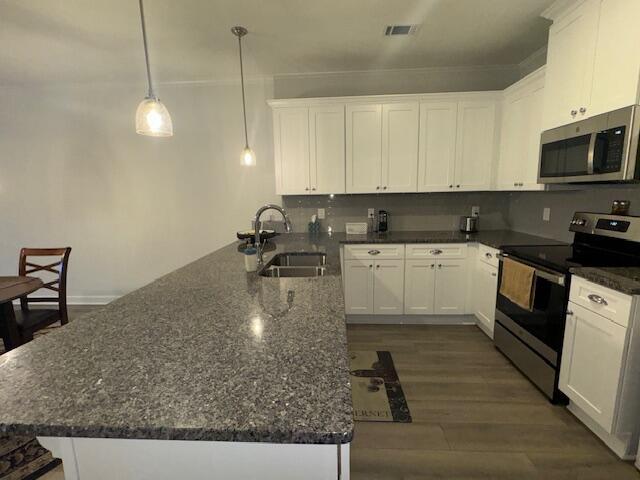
xmin=499 ymin=257 xmax=536 ymax=311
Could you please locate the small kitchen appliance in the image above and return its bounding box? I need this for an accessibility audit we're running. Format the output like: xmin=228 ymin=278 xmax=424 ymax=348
xmin=378 ymin=210 xmax=389 ymax=232
xmin=459 ymin=216 xmax=478 ymax=233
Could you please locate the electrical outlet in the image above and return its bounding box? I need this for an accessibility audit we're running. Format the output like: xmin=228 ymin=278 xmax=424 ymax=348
xmin=543 ymin=207 xmax=551 ymax=222
xmin=317 ymin=208 xmax=325 ymax=220
xmin=368 ymin=208 xmax=375 ymax=218
xmin=471 ymin=206 xmax=480 ymax=217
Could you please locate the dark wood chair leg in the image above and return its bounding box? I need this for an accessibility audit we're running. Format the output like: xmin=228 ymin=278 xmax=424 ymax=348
xmin=0 ymin=301 xmax=23 ymax=351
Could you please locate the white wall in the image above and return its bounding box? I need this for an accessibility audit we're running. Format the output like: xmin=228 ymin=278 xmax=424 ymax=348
xmin=0 ymin=78 xmax=279 ymax=303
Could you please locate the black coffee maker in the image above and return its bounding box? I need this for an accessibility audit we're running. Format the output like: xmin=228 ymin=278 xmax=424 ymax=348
xmin=378 ymin=210 xmax=389 ymax=232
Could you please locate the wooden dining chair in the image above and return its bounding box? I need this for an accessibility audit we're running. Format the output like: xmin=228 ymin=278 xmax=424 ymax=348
xmin=15 ymin=247 xmax=72 ymax=343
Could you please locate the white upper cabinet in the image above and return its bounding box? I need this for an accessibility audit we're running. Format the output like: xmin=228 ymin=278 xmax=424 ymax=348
xmin=273 ymin=107 xmax=310 ymax=195
xmin=273 ymin=105 xmax=345 ymax=195
xmin=346 ymin=104 xmax=383 ymax=193
xmin=542 ymin=0 xmax=640 ymax=130
xmin=496 ymin=68 xmax=546 ymax=191
xmin=589 ymin=0 xmax=640 ymax=116
xmin=454 ymin=100 xmax=496 ymax=191
xmin=418 ymin=101 xmax=458 ymax=192
xmin=382 ymin=103 xmax=419 ymax=192
xmin=309 ymin=105 xmax=346 ymax=194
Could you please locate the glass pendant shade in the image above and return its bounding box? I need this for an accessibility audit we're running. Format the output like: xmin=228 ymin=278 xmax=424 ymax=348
xmin=136 ymin=97 xmax=173 ymax=137
xmin=241 ymin=146 xmax=256 ymax=166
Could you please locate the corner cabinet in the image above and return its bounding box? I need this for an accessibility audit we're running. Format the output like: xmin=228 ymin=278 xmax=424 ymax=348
xmin=541 ymin=0 xmax=640 ymax=130
xmin=346 ymin=102 xmax=419 ymax=193
xmin=272 ymin=105 xmax=346 ymax=195
xmin=496 ymin=67 xmax=546 ymax=191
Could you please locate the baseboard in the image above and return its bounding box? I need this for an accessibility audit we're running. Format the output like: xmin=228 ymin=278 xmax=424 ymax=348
xmin=345 ymin=314 xmax=476 ymax=325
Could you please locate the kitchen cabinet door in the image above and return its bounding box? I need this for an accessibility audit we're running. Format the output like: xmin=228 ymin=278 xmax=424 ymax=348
xmin=373 ymin=259 xmax=405 ymax=315
xmin=418 ymin=101 xmax=458 ymax=192
xmin=309 ymin=105 xmax=346 ymax=194
xmin=344 ymin=259 xmax=374 ymax=315
xmin=273 ymin=107 xmax=310 ymax=195
xmin=542 ymin=0 xmax=600 ymax=130
xmin=454 ymin=101 xmax=496 ymax=191
xmin=404 ymin=260 xmax=436 ymax=315
xmin=346 ymin=104 xmax=383 ymax=193
xmin=434 ymin=259 xmax=467 ymax=314
xmin=559 ymin=302 xmax=626 ymax=433
xmin=382 ymin=103 xmax=419 ymax=193
xmin=473 ymin=260 xmax=498 ymax=337
xmin=589 ymin=0 xmax=640 ymax=116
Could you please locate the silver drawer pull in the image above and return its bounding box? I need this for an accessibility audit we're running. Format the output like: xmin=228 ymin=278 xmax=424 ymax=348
xmin=368 ymin=249 xmax=380 ymax=255
xmin=430 ymin=249 xmax=443 ymax=255
xmin=587 ymin=294 xmax=608 ymax=306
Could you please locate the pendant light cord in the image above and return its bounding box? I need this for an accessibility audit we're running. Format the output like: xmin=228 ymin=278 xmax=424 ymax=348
xmin=139 ymin=0 xmax=155 ymax=98
xmin=237 ymin=34 xmax=249 ymax=148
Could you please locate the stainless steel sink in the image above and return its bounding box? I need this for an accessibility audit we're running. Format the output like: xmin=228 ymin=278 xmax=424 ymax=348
xmin=259 ymin=253 xmax=327 ymax=277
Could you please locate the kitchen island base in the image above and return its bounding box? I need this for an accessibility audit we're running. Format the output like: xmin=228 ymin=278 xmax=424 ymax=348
xmin=38 ymin=437 xmax=350 ymax=480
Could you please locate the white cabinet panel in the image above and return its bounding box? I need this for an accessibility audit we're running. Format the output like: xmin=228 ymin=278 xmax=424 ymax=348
xmin=346 ymin=104 xmax=382 ymax=193
xmin=589 ymin=0 xmax=640 ymax=116
xmin=455 ymin=101 xmax=496 ymax=191
xmin=542 ymin=0 xmax=600 ymax=130
xmin=309 ymin=105 xmax=345 ymax=194
xmin=406 ymin=243 xmax=467 ymax=260
xmin=560 ymin=302 xmax=626 ymax=433
xmin=404 ymin=260 xmax=436 ymax=314
xmin=382 ymin=103 xmax=419 ymax=192
xmin=473 ymin=259 xmax=498 ymax=337
xmin=344 ymin=259 xmax=374 ymax=315
xmin=434 ymin=259 xmax=467 ymax=314
xmin=373 ymin=260 xmax=405 ymax=314
xmin=418 ymin=101 xmax=458 ymax=192
xmin=344 ymin=244 xmax=405 ymax=260
xmin=273 ymin=107 xmax=310 ymax=194
xmin=569 ymin=276 xmax=632 ymax=327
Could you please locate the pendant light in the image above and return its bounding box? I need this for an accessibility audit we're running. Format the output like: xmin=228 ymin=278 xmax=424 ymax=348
xmin=232 ymin=26 xmax=256 ymax=166
xmin=135 ymin=0 xmax=173 ymax=137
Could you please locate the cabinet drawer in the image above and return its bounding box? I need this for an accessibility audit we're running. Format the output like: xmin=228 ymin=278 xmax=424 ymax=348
xmin=569 ymin=276 xmax=632 ymax=327
xmin=406 ymin=243 xmax=467 ymax=259
xmin=344 ymin=244 xmax=405 ymax=260
xmin=478 ymin=243 xmax=500 ymax=268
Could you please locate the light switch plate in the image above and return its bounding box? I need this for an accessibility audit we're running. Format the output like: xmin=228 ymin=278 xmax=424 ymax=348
xmin=471 ymin=206 xmax=480 ymax=217
xmin=317 ymin=208 xmax=325 ymax=220
xmin=543 ymin=207 xmax=551 ymax=222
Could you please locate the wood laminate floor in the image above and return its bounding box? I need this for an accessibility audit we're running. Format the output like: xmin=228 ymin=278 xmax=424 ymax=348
xmin=348 ymin=324 xmax=640 ymax=480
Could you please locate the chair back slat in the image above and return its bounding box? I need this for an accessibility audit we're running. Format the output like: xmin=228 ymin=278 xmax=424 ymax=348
xmin=19 ymin=247 xmax=72 ymax=324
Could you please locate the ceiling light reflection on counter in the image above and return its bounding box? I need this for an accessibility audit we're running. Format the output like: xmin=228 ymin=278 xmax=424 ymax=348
xmin=232 ymin=26 xmax=255 ymax=166
xmin=135 ymin=0 xmax=173 ymax=137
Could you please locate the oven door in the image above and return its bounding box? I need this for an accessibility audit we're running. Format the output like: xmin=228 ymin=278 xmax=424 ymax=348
xmin=495 ymin=255 xmax=568 ymax=366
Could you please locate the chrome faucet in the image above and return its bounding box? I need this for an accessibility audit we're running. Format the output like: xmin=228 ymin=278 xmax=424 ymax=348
xmin=254 ymin=204 xmax=292 ymax=265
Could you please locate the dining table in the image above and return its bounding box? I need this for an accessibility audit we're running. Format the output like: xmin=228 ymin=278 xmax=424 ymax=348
xmin=0 ymin=276 xmax=43 ymax=351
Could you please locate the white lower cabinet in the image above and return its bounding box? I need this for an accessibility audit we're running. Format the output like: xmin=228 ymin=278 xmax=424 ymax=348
xmin=473 ymin=259 xmax=499 ymax=337
xmin=560 ymin=301 xmax=627 ymax=433
xmin=343 ymin=259 xmax=375 ymax=314
xmin=404 ymin=260 xmax=436 ymax=314
xmin=434 ymin=260 xmax=467 ymax=314
xmin=343 ymin=255 xmax=405 ymax=315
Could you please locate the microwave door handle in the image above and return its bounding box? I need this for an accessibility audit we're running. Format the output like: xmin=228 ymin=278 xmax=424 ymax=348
xmin=587 ymin=132 xmax=597 ymax=175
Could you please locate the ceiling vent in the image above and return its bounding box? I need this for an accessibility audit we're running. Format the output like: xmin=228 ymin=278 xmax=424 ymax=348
xmin=384 ymin=25 xmax=420 ymax=36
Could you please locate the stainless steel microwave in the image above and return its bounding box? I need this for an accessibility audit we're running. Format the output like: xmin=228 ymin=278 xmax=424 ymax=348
xmin=538 ymin=105 xmax=640 ymax=184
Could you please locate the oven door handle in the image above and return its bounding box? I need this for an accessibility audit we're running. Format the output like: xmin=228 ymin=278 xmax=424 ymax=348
xmin=497 ymin=253 xmax=565 ymax=286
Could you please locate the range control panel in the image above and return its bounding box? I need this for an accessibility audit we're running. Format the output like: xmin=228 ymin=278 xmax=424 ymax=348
xmin=570 ymin=212 xmax=640 ymax=241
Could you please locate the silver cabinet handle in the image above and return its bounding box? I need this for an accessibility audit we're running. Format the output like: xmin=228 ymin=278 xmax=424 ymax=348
xmin=311 ymin=187 xmax=316 ymax=191
xmin=491 ymin=272 xmax=497 ymax=277
xmin=571 ymin=109 xmax=577 ymax=116
xmin=449 ymin=185 xmax=453 ymax=188
xmin=587 ymin=294 xmax=608 ymax=306
xmin=305 ymin=187 xmax=309 ymax=191
xmin=438 ymin=263 xmax=442 ymax=269
xmin=456 ymin=184 xmax=461 ymax=188
xmin=369 ymin=264 xmax=373 ymax=269
xmin=485 ymin=252 xmax=492 ymax=259
xmin=430 ymin=249 xmax=443 ymax=255
xmin=368 ymin=249 xmax=380 ymax=255
xmin=376 ymin=264 xmax=380 ymax=269
xmin=383 ymin=186 xmax=387 ymax=190
xmin=430 ymin=264 xmax=435 ymax=269
xmin=566 ymin=310 xmax=574 ymax=316
xmin=375 ymin=186 xmax=380 ymax=190
xmin=579 ymin=107 xmax=587 ymax=114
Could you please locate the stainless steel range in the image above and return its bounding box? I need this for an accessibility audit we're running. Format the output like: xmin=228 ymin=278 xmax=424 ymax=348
xmin=494 ymin=212 xmax=640 ymax=403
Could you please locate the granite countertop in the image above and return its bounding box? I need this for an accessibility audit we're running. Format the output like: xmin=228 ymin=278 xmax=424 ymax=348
xmin=0 ymin=234 xmax=353 ymax=444
xmin=337 ymin=229 xmax=566 ymax=249
xmin=570 ymin=267 xmax=640 ymax=295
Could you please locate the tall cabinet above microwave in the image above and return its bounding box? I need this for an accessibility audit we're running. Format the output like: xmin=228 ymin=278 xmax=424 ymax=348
xmin=538 ymin=105 xmax=640 ymax=184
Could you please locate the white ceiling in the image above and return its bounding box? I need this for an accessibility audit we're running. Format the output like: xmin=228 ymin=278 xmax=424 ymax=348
xmin=0 ymin=0 xmax=554 ymax=86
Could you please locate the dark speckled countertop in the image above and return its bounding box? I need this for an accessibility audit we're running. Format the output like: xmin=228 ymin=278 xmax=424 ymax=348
xmin=0 ymin=234 xmax=352 ymax=444
xmin=570 ymin=267 xmax=640 ymax=295
xmin=0 ymin=229 xmax=561 ymax=445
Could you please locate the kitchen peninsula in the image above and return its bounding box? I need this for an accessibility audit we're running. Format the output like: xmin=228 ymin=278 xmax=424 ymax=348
xmin=0 ymin=235 xmax=352 ymax=480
